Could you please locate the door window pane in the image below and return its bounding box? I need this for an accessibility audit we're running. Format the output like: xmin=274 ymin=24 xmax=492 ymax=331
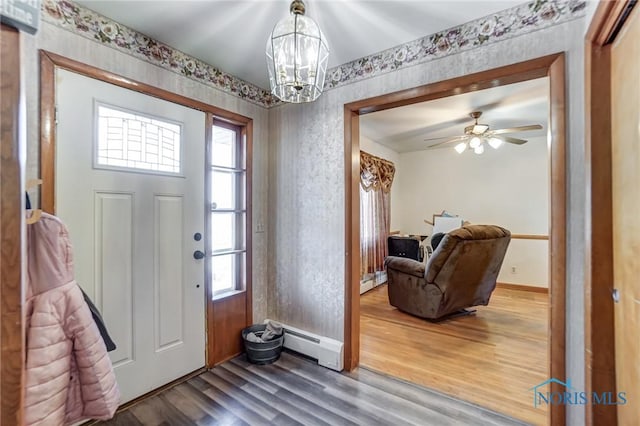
xmin=239 ymin=173 xmax=246 ymax=210
xmin=211 ymin=170 xmax=235 ymax=210
xmin=236 ymin=252 xmax=246 ymax=291
xmin=212 ymin=254 xmax=235 ymax=293
xmin=211 ymin=126 xmax=235 ymax=168
xmin=235 ymin=213 xmax=246 ymax=251
xmin=96 ymin=104 xmax=182 ymax=174
xmin=211 ymin=213 xmax=234 ymax=252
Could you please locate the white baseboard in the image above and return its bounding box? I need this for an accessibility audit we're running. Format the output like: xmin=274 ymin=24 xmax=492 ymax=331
xmin=360 ymin=280 xmax=374 ymax=294
xmin=265 ymin=320 xmax=343 ymax=371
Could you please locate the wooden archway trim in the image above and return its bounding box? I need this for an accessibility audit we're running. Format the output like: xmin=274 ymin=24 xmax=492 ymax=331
xmin=584 ymin=1 xmax=636 ymax=425
xmin=39 ymin=50 xmax=254 ymax=370
xmin=1 ymin=23 xmax=25 ymax=426
xmin=344 ymin=53 xmax=567 ymax=424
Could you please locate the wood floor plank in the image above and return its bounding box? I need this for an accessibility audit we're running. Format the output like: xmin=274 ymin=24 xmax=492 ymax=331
xmin=211 ymin=367 xmax=332 ymax=426
xmin=162 ymin=387 xmax=215 ymax=424
xmin=96 ymin=351 xmax=525 ymax=425
xmin=218 ymin=363 xmax=280 ymax=394
xmin=344 ymin=366 xmax=526 ymax=426
xmin=277 ymin=353 xmax=453 ymax=425
xmin=175 ymin=381 xmax=244 ymax=424
xmin=129 ymin=395 xmax=193 ymax=426
xmin=360 ymin=284 xmax=548 ymax=425
xmin=199 ymin=376 xmax=275 ymax=425
xmin=272 ymin=387 xmax=359 ymax=426
xmin=188 ymin=376 xmax=213 ymax=392
xmin=200 ymin=371 xmax=281 ymax=421
xmin=126 ymin=400 xmax=161 ymax=424
xmin=279 ymin=352 xmax=520 ymax=426
xmin=97 ymin=409 xmax=144 ymax=426
xmin=270 ymin=366 xmax=417 ymax=426
xmin=238 ymin=361 xmax=392 ymax=425
xmin=222 ymin=360 xmax=357 ymax=425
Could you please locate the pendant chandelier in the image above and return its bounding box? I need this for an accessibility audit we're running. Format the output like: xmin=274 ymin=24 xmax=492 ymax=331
xmin=266 ymin=0 xmax=329 ymax=103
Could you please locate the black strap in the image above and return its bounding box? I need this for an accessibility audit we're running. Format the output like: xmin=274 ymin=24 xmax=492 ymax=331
xmin=79 ymin=285 xmax=117 ymax=352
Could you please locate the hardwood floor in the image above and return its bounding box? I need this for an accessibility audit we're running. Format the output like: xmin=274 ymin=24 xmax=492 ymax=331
xmin=360 ymin=284 xmax=549 ymax=426
xmin=97 ymin=351 xmax=524 ymax=425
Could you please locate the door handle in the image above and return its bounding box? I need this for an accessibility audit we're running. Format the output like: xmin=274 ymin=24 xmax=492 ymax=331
xmin=193 ymin=250 xmax=206 ymax=260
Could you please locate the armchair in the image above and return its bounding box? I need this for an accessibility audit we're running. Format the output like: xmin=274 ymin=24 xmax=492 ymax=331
xmin=384 ymin=225 xmax=511 ymax=320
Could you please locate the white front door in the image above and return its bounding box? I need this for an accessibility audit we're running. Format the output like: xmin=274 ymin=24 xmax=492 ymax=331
xmin=55 ymin=69 xmax=206 ymax=403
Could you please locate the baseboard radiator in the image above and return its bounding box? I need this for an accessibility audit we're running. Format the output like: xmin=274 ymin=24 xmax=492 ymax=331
xmin=265 ymin=319 xmax=344 ymax=371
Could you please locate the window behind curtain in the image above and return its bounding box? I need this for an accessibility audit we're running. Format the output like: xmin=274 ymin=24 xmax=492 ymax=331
xmin=359 ymin=151 xmax=394 ymax=281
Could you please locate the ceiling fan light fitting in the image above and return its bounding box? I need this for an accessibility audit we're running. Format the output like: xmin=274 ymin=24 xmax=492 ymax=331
xmin=488 ymin=137 xmax=503 ymax=149
xmin=426 ymin=110 xmax=537 ymax=153
xmin=454 ymin=142 xmax=467 ymax=154
xmin=472 ymin=124 xmax=489 ymax=134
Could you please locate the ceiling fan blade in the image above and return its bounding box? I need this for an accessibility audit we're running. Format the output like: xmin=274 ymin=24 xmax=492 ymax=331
xmin=427 ymin=136 xmax=468 ymax=148
xmin=423 ymin=135 xmax=462 ymax=142
xmin=490 ymin=124 xmax=542 ymax=135
xmin=500 ymin=136 xmax=528 ymax=145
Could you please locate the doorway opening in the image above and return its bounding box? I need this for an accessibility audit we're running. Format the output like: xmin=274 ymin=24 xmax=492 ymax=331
xmin=39 ymin=51 xmax=253 ymax=405
xmin=357 ymin=76 xmax=551 ymax=424
xmin=344 ymin=53 xmax=566 ymax=425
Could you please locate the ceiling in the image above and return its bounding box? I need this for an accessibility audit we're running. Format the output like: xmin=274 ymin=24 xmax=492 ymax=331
xmin=360 ymin=77 xmax=549 ymax=153
xmin=74 ymin=0 xmax=517 ymax=90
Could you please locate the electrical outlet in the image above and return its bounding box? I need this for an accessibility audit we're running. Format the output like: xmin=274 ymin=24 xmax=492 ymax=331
xmin=511 ymin=266 xmax=517 ymax=274
xmin=256 ymin=221 xmax=265 ymax=233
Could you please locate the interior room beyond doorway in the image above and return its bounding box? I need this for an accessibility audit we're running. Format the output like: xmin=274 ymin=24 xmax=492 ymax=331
xmin=347 ymin=60 xmax=564 ymax=426
xmin=345 ymin=55 xmax=566 ymax=424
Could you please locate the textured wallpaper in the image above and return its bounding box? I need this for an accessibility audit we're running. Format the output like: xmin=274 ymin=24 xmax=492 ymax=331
xmin=21 ymin=4 xmax=588 ymax=424
xmin=20 ymin=21 xmax=269 ymax=323
xmin=268 ymin=19 xmax=587 ymax=424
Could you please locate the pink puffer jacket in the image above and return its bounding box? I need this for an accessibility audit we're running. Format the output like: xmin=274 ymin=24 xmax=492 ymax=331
xmin=25 ymin=213 xmax=120 ymax=425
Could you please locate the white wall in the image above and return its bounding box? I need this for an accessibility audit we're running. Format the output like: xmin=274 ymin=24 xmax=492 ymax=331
xmin=359 ymin=135 xmax=402 ymax=232
xmin=395 ymin=136 xmax=549 ymax=287
xmin=396 ymin=136 xmax=549 ymax=235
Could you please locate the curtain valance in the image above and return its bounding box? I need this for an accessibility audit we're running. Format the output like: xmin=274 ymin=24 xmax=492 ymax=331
xmin=360 ymin=151 xmax=395 ymax=193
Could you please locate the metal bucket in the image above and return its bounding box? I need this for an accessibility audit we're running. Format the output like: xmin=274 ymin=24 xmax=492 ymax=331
xmin=241 ymin=324 xmax=284 ymax=365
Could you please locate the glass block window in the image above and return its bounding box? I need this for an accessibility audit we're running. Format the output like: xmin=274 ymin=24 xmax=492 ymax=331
xmin=96 ymin=104 xmax=182 ymax=174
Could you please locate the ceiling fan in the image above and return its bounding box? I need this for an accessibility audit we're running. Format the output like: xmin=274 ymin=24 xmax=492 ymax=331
xmin=424 ymin=111 xmax=542 ymax=154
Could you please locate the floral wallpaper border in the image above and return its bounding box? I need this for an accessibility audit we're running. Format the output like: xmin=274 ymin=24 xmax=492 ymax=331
xmin=41 ymin=0 xmax=279 ymax=108
xmin=323 ymin=0 xmax=586 ymax=90
xmin=41 ymin=0 xmax=585 ymax=109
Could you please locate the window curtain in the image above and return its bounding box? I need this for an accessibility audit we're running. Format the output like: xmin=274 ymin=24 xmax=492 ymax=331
xmin=360 ymin=151 xmax=395 ymax=279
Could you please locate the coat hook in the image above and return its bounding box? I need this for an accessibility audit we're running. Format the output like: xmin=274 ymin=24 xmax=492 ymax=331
xmin=26 ymin=210 xmax=42 ymax=224
xmin=26 ymin=178 xmax=43 ymax=190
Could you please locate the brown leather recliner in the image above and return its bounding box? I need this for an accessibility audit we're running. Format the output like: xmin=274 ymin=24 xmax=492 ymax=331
xmin=384 ymin=225 xmax=511 ymax=320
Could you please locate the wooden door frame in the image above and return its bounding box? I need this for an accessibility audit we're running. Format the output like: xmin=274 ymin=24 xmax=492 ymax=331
xmin=1 ymin=23 xmax=25 ymax=426
xmin=207 ymin=117 xmax=254 ymax=366
xmin=344 ymin=53 xmax=567 ymax=424
xmin=584 ymin=1 xmax=636 ymax=425
xmin=39 ymin=50 xmax=253 ymax=369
